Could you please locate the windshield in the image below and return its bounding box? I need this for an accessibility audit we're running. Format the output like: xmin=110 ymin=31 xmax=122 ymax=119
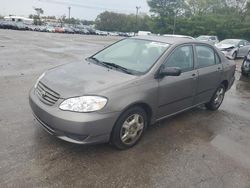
xmin=92 ymin=38 xmax=170 ymax=74
xmin=220 ymin=39 xmax=239 ymax=45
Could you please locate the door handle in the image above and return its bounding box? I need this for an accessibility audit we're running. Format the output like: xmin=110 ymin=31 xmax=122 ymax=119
xmin=191 ymin=73 xmax=197 ymax=80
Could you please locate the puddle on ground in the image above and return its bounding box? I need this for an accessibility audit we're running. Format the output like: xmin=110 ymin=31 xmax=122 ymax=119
xmin=211 ymin=135 xmax=250 ymax=168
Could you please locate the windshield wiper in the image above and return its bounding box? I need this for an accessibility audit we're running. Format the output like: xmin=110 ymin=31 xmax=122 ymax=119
xmin=101 ymin=62 xmax=133 ymax=75
xmin=87 ymin=57 xmax=133 ymax=75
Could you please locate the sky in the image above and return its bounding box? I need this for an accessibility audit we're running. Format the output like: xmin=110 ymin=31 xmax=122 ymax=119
xmin=0 ymin=0 xmax=150 ymax=20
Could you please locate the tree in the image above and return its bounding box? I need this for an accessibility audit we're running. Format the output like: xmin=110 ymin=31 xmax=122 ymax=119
xmin=185 ymin=0 xmax=227 ymax=15
xmin=33 ymin=8 xmax=44 ymax=25
xmin=95 ymin=11 xmax=151 ymax=32
xmin=147 ymin=0 xmax=190 ymax=34
xmin=34 ymin=8 xmax=44 ymax=18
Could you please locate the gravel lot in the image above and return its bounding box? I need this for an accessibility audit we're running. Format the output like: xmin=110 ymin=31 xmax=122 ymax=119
xmin=0 ymin=30 xmax=250 ymax=188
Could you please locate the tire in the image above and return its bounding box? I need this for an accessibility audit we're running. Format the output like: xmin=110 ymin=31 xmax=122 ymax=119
xmin=205 ymin=84 xmax=226 ymax=111
xmin=242 ymin=71 xmax=249 ymax=76
xmin=241 ymin=60 xmax=249 ymax=76
xmin=110 ymin=107 xmax=148 ymax=150
xmin=232 ymin=51 xmax=237 ymax=60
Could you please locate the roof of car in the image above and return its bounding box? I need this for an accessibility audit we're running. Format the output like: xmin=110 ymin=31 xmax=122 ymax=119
xmin=132 ymin=35 xmax=195 ymax=45
xmin=163 ymin=34 xmax=195 ymax=40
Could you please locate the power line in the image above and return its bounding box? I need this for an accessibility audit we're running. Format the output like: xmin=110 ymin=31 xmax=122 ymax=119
xmin=38 ymin=0 xmax=136 ymax=13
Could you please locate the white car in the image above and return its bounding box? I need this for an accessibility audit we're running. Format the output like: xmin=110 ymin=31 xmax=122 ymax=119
xmin=197 ymin=35 xmax=219 ymax=45
xmin=215 ymin=39 xmax=250 ymax=60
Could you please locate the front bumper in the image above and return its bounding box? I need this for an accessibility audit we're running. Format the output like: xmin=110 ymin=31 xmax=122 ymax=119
xmin=29 ymin=87 xmax=120 ymax=144
xmin=221 ymin=50 xmax=234 ymax=59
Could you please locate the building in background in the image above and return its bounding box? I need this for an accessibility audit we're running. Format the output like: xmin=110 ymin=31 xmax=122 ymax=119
xmin=4 ymin=15 xmax=33 ymax=25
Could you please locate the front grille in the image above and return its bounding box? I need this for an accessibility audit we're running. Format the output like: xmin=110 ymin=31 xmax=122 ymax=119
xmin=36 ymin=81 xmax=60 ymax=106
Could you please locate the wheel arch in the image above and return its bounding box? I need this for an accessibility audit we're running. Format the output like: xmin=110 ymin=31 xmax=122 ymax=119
xmin=221 ymin=80 xmax=229 ymax=90
xmin=110 ymin=102 xmax=153 ymax=140
xmin=119 ymin=102 xmax=153 ymax=125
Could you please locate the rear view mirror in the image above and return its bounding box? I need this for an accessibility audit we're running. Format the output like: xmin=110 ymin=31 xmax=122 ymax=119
xmin=157 ymin=66 xmax=182 ymax=78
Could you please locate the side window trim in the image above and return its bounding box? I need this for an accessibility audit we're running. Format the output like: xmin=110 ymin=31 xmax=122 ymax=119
xmin=214 ymin=50 xmax=221 ymax=64
xmin=163 ymin=44 xmax=195 ymax=73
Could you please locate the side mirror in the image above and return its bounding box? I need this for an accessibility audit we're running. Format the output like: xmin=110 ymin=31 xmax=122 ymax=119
xmin=157 ymin=66 xmax=182 ymax=78
xmin=239 ymin=44 xmax=244 ymax=48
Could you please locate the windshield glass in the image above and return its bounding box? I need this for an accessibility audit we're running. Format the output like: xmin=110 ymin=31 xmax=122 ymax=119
xmin=220 ymin=39 xmax=239 ymax=45
xmin=92 ymin=38 xmax=170 ymax=73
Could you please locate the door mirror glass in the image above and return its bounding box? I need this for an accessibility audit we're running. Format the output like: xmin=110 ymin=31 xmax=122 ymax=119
xmin=159 ymin=66 xmax=181 ymax=77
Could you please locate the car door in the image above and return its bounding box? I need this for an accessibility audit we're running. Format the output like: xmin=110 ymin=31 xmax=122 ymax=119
xmin=240 ymin=40 xmax=250 ymax=57
xmin=238 ymin=40 xmax=246 ymax=57
xmin=157 ymin=45 xmax=198 ymax=119
xmin=194 ymin=45 xmax=223 ymax=105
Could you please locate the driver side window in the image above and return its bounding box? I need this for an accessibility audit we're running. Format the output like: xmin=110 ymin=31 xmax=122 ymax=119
xmin=164 ymin=45 xmax=194 ymax=72
xmin=239 ymin=41 xmax=244 ymax=47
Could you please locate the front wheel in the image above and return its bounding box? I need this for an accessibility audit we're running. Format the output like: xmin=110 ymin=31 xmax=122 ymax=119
xmin=241 ymin=60 xmax=249 ymax=76
xmin=232 ymin=51 xmax=237 ymax=60
xmin=110 ymin=107 xmax=147 ymax=150
xmin=205 ymin=84 xmax=225 ymax=111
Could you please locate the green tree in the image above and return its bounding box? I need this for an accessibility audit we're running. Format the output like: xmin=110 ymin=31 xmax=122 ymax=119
xmin=95 ymin=11 xmax=151 ymax=32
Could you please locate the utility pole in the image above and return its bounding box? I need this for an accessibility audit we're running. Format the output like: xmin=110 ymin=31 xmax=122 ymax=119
xmin=68 ymin=6 xmax=71 ymax=19
xmin=135 ymin=6 xmax=141 ymax=33
xmin=173 ymin=9 xmax=178 ymax=34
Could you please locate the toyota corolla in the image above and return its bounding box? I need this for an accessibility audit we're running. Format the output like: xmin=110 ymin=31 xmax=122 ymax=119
xmin=29 ymin=36 xmax=235 ymax=149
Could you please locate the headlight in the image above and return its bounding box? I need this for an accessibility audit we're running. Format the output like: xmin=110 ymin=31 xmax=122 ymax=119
xmin=59 ymin=96 xmax=107 ymax=112
xmin=34 ymin=72 xmax=45 ymax=88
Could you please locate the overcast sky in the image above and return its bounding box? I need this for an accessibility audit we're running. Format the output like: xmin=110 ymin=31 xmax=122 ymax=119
xmin=0 ymin=0 xmax=150 ymax=20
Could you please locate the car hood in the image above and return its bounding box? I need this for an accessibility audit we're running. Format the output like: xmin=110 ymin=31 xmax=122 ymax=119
xmin=215 ymin=43 xmax=236 ymax=49
xmin=40 ymin=61 xmax=137 ymax=98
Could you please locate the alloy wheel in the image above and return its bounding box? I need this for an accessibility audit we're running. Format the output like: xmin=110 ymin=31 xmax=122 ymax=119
xmin=120 ymin=114 xmax=144 ymax=145
xmin=213 ymin=87 xmax=224 ymax=107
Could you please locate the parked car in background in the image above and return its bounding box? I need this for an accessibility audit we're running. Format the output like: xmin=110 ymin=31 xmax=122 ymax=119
xmin=138 ymin=31 xmax=152 ymax=36
xmin=63 ymin=27 xmax=74 ymax=34
xmin=241 ymin=51 xmax=250 ymax=76
xmin=30 ymin=36 xmax=235 ymax=150
xmin=45 ymin=26 xmax=55 ymax=33
xmin=55 ymin=27 xmax=65 ymax=33
xmin=0 ymin=21 xmax=18 ymax=30
xmin=163 ymin=34 xmax=195 ymax=40
xmin=197 ymin=35 xmax=219 ymax=45
xmin=95 ymin=30 xmax=108 ymax=36
xmin=215 ymin=39 xmax=250 ymax=60
xmin=15 ymin=23 xmax=29 ymax=30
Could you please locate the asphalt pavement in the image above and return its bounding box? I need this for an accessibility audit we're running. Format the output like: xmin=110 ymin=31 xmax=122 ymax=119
xmin=0 ymin=30 xmax=250 ymax=188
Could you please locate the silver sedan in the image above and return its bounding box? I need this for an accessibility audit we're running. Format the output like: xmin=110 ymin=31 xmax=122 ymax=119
xmin=215 ymin=39 xmax=250 ymax=59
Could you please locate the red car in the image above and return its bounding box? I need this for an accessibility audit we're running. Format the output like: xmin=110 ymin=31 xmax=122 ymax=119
xmin=54 ymin=27 xmax=65 ymax=33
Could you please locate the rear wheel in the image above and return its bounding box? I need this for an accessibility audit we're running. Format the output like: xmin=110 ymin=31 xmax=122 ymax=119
xmin=110 ymin=107 xmax=147 ymax=150
xmin=205 ymin=84 xmax=225 ymax=111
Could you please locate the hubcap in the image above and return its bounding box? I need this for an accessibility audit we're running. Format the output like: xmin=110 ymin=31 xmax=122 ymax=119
xmin=214 ymin=87 xmax=224 ymax=106
xmin=120 ymin=114 xmax=144 ymax=145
